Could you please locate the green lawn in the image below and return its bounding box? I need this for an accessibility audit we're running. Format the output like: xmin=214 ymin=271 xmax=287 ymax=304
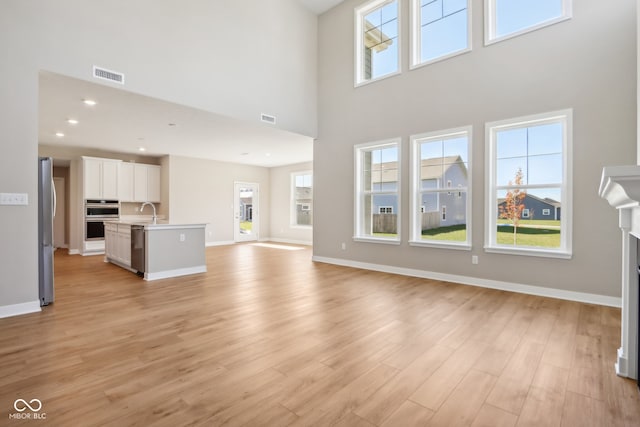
xmin=240 ymin=221 xmax=253 ymax=233
xmin=417 ymin=223 xmax=561 ymax=248
xmin=497 ymin=219 xmax=560 ymax=227
xmin=421 ymin=224 xmax=467 ymax=242
xmin=496 ymin=225 xmax=560 ymax=247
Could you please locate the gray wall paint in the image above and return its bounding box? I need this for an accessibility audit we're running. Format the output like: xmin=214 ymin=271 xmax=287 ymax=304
xmin=314 ymin=0 xmax=636 ymax=297
xmin=270 ymin=162 xmax=314 ymax=244
xmin=0 ymin=0 xmax=316 ymax=310
xmin=168 ymin=156 xmax=270 ymax=244
xmin=146 ymin=227 xmax=206 ymax=273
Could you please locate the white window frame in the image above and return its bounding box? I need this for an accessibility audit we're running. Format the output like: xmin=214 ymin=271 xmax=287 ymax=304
xmin=484 ymin=0 xmax=572 ymax=46
xmin=410 ymin=0 xmax=472 ymax=69
xmin=522 ymin=208 xmax=530 ymax=218
xmin=410 ymin=126 xmax=472 ymax=250
xmin=355 ymin=0 xmax=402 ymax=87
xmin=542 ymin=208 xmax=551 ymax=216
xmin=485 ymin=109 xmax=573 ymax=259
xmin=291 ymin=171 xmax=313 ymax=228
xmin=354 ymin=138 xmax=402 ymax=244
xmin=379 ymin=206 xmax=394 ymax=214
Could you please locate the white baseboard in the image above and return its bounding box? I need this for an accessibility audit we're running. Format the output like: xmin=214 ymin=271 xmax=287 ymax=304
xmin=206 ymin=240 xmax=235 ymax=247
xmin=0 ymin=301 xmax=41 ymax=319
xmin=268 ymin=238 xmax=312 ymax=246
xmin=144 ymin=265 xmax=207 ymax=281
xmin=311 ymin=256 xmax=622 ymax=308
xmin=68 ymin=249 xmax=80 ymax=255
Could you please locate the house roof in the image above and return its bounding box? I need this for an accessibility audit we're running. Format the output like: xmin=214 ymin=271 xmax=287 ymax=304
xmin=371 ymin=156 xmax=467 ymax=183
xmin=497 ymin=193 xmax=560 ymax=207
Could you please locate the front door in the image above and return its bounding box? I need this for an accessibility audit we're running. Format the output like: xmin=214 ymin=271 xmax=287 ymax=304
xmin=234 ymin=182 xmax=259 ymax=242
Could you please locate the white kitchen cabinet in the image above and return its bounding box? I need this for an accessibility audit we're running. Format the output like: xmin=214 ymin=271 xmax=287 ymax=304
xmin=118 ymin=163 xmax=135 ymax=202
xmin=83 ymin=157 xmax=121 ymax=200
xmin=133 ymin=164 xmax=161 ymax=203
xmin=105 ymin=223 xmax=131 ymax=267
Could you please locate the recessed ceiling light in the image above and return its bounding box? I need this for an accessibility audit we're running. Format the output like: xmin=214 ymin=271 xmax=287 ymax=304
xmin=67 ymin=119 xmax=79 ymax=125
xmin=265 ymin=153 xmax=271 ymax=157
xmin=138 ymin=147 xmax=146 ymax=152
xmin=241 ymin=152 xmax=249 ymax=156
xmin=168 ymin=123 xmax=176 ymax=127
xmin=55 ymin=132 xmax=64 ymax=137
xmin=83 ymin=99 xmax=97 ymax=106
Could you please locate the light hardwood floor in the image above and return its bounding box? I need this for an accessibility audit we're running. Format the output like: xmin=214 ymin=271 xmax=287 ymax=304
xmin=1 ymin=244 xmax=639 ymax=426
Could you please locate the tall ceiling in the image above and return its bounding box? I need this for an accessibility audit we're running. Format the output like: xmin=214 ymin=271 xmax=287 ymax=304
xmin=39 ymin=1 xmax=346 ymax=168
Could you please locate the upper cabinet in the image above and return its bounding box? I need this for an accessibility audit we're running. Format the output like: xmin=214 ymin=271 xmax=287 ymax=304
xmin=83 ymin=157 xmax=121 ymax=200
xmin=119 ymin=162 xmax=161 ymax=203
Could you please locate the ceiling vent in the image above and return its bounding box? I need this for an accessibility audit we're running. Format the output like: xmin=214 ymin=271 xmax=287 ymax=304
xmin=93 ymin=66 xmax=125 ymax=85
xmin=261 ymin=113 xmax=276 ymax=125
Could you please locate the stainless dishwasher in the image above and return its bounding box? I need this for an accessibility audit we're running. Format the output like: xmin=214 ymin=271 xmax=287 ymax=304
xmin=130 ymin=225 xmax=145 ymax=274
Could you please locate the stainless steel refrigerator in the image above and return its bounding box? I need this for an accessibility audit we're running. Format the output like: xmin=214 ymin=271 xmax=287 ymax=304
xmin=38 ymin=157 xmax=55 ymax=306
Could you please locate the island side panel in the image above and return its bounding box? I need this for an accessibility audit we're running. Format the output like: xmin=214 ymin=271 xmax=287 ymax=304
xmin=145 ymin=226 xmax=206 ymax=279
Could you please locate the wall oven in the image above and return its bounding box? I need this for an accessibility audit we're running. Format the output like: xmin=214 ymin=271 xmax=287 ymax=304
xmin=85 ymin=200 xmax=119 ymax=241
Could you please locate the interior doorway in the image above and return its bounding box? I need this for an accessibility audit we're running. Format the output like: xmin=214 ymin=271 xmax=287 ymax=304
xmin=234 ymin=182 xmax=259 ymax=242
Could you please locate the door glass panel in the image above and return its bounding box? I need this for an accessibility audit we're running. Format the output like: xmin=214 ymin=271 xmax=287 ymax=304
xmin=239 ymin=187 xmax=254 ymax=236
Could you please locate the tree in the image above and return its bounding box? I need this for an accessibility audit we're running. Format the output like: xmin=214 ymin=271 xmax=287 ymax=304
xmin=499 ymin=168 xmax=526 ymax=245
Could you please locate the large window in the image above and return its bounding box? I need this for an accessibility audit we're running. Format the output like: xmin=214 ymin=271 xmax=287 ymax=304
xmin=354 ymin=139 xmax=401 ymax=243
xmin=411 ymin=0 xmax=471 ymax=68
xmin=485 ymin=0 xmax=572 ymax=45
xmin=485 ymin=110 xmax=572 ymax=258
xmin=355 ymin=0 xmax=400 ymax=86
xmin=292 ymin=172 xmax=312 ymax=227
xmin=410 ymin=127 xmax=471 ymax=249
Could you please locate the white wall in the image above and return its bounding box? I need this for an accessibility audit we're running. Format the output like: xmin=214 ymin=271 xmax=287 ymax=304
xmin=270 ymin=162 xmax=314 ymax=245
xmin=167 ymin=156 xmax=270 ymax=245
xmin=0 ymin=0 xmax=317 ymax=313
xmin=314 ymin=0 xmax=636 ymax=298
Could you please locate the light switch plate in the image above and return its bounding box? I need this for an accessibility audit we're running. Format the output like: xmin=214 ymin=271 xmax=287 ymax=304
xmin=0 ymin=193 xmax=28 ymax=205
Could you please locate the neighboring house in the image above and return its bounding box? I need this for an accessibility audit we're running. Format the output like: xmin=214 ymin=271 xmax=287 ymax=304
xmin=240 ymin=197 xmax=253 ymax=222
xmin=371 ymin=156 xmax=468 ymax=230
xmin=497 ymin=194 xmax=561 ymax=221
xmin=295 ymin=185 xmax=312 ymax=226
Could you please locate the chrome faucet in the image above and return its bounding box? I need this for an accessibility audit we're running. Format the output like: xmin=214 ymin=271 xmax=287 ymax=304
xmin=140 ymin=202 xmax=157 ymax=224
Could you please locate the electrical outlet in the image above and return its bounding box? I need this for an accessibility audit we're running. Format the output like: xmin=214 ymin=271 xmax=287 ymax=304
xmin=472 ymin=255 xmax=478 ymax=265
xmin=341 ymin=242 xmax=346 ymax=250
xmin=179 ymin=233 xmax=186 ymax=242
xmin=0 ymin=193 xmax=28 ymax=205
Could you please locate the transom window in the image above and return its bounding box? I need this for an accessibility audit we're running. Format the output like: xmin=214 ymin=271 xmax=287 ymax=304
xmin=485 ymin=110 xmax=572 ymax=258
xmin=485 ymin=0 xmax=572 ymax=45
xmin=354 ymin=139 xmax=401 ymax=243
xmin=411 ymin=0 xmax=471 ymax=68
xmin=355 ymin=0 xmax=400 ymax=86
xmin=410 ymin=126 xmax=471 ymax=249
xmin=291 ymin=172 xmax=312 ymax=227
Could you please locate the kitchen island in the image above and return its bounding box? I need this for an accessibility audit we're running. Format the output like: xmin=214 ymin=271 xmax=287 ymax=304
xmin=104 ymin=220 xmax=207 ymax=281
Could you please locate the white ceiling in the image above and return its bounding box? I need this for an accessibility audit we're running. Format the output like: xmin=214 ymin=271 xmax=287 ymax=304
xmin=39 ymin=72 xmax=314 ymax=168
xmin=298 ymin=0 xmax=345 ymax=14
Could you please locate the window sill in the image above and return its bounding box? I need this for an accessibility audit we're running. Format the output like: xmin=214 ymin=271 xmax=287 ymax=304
xmin=409 ymin=241 xmax=471 ymax=251
xmin=355 ymin=70 xmax=402 ymax=88
xmin=353 ymin=236 xmax=401 ymax=246
xmin=290 ymin=225 xmax=312 ymax=230
xmin=484 ymin=245 xmax=572 ymax=260
xmin=409 ymin=47 xmax=472 ymax=71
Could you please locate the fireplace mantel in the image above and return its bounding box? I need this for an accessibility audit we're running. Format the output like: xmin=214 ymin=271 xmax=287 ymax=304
xmin=599 ymin=165 xmax=640 ymax=210
xmin=599 ymin=165 xmax=640 ymax=380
